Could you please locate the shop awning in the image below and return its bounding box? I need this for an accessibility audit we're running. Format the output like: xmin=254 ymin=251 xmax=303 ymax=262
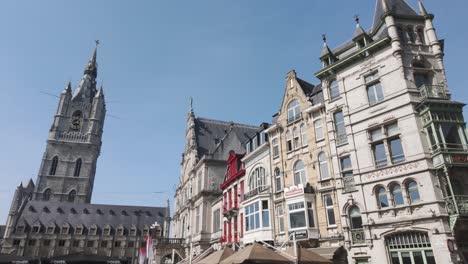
xmin=220 ymin=243 xmax=292 ymax=264
xmin=196 ymin=247 xmax=234 ymax=264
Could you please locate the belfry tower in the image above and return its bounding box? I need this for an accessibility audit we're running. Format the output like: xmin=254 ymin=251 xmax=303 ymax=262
xmin=33 ymin=46 xmax=106 ymax=204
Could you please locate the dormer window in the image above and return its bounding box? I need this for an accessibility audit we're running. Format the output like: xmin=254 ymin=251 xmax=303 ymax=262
xmin=16 ymin=226 xmax=25 ymax=234
xmin=43 ymin=207 xmax=50 ymax=213
xmin=117 ymin=227 xmax=124 ymax=236
xmin=61 ymin=226 xmax=69 ymax=235
xmin=109 ymin=210 xmax=116 ymax=216
xmin=89 ymin=226 xmax=97 ymax=235
xmin=47 ymin=226 xmax=55 ymax=234
xmin=96 ymin=209 xmax=103 ymax=215
xmin=75 ymin=226 xmax=83 ymax=235
xmin=103 ymin=226 xmax=111 ymax=236
xmin=83 ymin=208 xmax=89 ymax=214
xmin=130 ymin=227 xmax=137 ymax=236
xmin=57 ymin=207 xmax=64 ymax=214
xmin=29 ymin=206 xmax=36 ymax=212
xmin=70 ymin=208 xmax=77 ymax=214
xmin=32 ymin=226 xmax=40 ymax=233
xmin=122 ymin=210 xmax=128 ymax=216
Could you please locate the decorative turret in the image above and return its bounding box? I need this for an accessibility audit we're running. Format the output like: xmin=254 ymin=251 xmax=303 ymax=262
xmin=320 ymin=34 xmax=336 ymax=68
xmin=417 ymin=0 xmax=428 ymax=16
xmin=353 ymin=15 xmax=371 ymax=48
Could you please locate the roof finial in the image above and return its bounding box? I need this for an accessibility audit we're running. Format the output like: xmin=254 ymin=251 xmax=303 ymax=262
xmin=189 ymin=96 xmax=193 ymax=113
xmin=84 ymin=41 xmax=99 ymax=78
xmin=355 ymin=15 xmax=360 ymax=26
xmin=322 ymin=34 xmax=327 ymax=44
xmin=417 ymin=0 xmax=428 ymax=16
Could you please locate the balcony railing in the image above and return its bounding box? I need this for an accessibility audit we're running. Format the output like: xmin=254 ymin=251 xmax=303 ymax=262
xmin=154 ymin=238 xmax=185 ymax=245
xmin=287 ymin=113 xmax=302 ymax=124
xmin=351 ymin=229 xmax=365 ymax=245
xmin=431 ymin=143 xmax=468 ymax=154
xmin=243 ymin=186 xmax=270 ymax=201
xmin=336 ymin=132 xmax=348 ymax=145
xmin=419 ymin=84 xmax=449 ymax=100
xmin=444 ymin=195 xmax=468 ymax=216
xmin=343 ymin=176 xmax=356 ymax=192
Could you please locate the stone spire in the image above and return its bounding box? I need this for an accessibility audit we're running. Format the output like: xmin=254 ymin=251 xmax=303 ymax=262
xmin=62 ymin=81 xmax=72 ymax=94
xmin=95 ymin=84 xmax=104 ymax=98
xmin=417 ymin=0 xmax=428 ymax=16
xmin=72 ymin=43 xmax=99 ymax=102
xmin=84 ymin=43 xmax=98 ymax=78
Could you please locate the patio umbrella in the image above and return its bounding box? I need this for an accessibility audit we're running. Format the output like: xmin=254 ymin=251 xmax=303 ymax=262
xmin=196 ymin=247 xmax=235 ymax=264
xmin=284 ymin=247 xmax=332 ymax=264
xmin=220 ymin=242 xmax=292 ymax=264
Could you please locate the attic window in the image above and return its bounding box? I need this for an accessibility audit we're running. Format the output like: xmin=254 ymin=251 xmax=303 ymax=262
xmin=117 ymin=227 xmax=124 ymax=236
xmin=16 ymin=226 xmax=25 ymax=234
xmin=145 ymin=211 xmax=152 ymax=217
xmin=70 ymin=208 xmax=77 ymax=214
xmin=109 ymin=210 xmax=116 ymax=216
xmin=83 ymin=208 xmax=90 ymax=214
xmin=57 ymin=207 xmax=64 ymax=214
xmin=96 ymin=209 xmax=103 ymax=215
xmin=61 ymin=226 xmax=69 ymax=234
xmin=46 ymin=226 xmax=55 ymax=234
xmin=75 ymin=226 xmax=83 ymax=235
xmin=122 ymin=210 xmax=128 ymax=216
xmin=103 ymin=227 xmax=111 ymax=236
xmin=89 ymin=227 xmax=97 ymax=235
xmin=28 ymin=206 xmax=36 ymax=212
xmin=43 ymin=207 xmax=50 ymax=213
xmin=32 ymin=226 xmax=40 ymax=233
xmin=130 ymin=227 xmax=137 ymax=236
xmin=158 ymin=212 xmax=164 ymax=218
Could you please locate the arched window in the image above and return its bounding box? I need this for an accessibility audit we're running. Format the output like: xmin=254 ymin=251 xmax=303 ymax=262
xmin=391 ymin=184 xmax=404 ymax=206
xmin=249 ymin=167 xmax=266 ymax=191
xmin=349 ymin=206 xmax=362 ymax=230
xmin=300 ymin=124 xmax=307 ymax=146
xmin=329 ymin=80 xmax=340 ymax=100
xmin=287 ymin=100 xmax=301 ymax=123
xmin=293 ymin=160 xmax=306 ymax=186
xmin=377 ymin=186 xmax=389 ymax=208
xmin=293 ymin=127 xmax=300 ymax=149
xmin=43 ymin=189 xmax=51 ymax=201
xmin=416 ymin=27 xmax=425 ymax=45
xmin=49 ymin=156 xmax=58 ymax=176
xmin=318 ymin=152 xmax=329 ymax=180
xmin=274 ymin=168 xmax=282 ymax=192
xmin=74 ymin=158 xmax=82 ymax=177
xmin=68 ymin=190 xmax=76 ymax=202
xmin=407 ymin=181 xmax=420 ymax=203
xmin=406 ymin=26 xmax=415 ymax=43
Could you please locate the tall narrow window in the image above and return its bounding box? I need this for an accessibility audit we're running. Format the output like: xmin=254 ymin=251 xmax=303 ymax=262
xmin=329 ymin=80 xmax=340 ymax=100
xmin=377 ymin=187 xmax=389 ymax=208
xmin=261 ymin=200 xmax=269 ymax=228
xmin=68 ymin=190 xmax=76 ymax=202
xmin=74 ymin=159 xmax=82 ymax=177
xmin=318 ymin=152 xmax=330 ymax=180
xmin=50 ymin=156 xmax=58 ymax=176
xmin=43 ymin=189 xmax=51 ymax=201
xmin=391 ymin=184 xmax=404 ymax=206
xmin=293 ymin=160 xmax=306 ymax=186
xmin=300 ymin=124 xmax=307 ymax=146
xmin=195 ymin=206 xmax=200 ymax=233
xmin=334 ymin=111 xmax=347 ymax=145
xmin=274 ymin=168 xmax=282 ymax=192
xmin=277 ymin=205 xmax=285 ymax=233
xmin=293 ymin=127 xmax=300 ymax=149
xmin=272 ymin=137 xmax=279 ymax=158
xmin=407 ymin=181 xmax=420 ymax=203
xmin=287 ymin=100 xmax=301 ymax=123
xmin=314 ymin=119 xmax=324 ymax=141
xmin=286 ymin=130 xmax=292 ymax=151
xmin=365 ymin=73 xmax=384 ymax=105
xmin=307 ymin=202 xmax=315 ymax=228
xmin=324 ymin=195 xmax=336 ymax=226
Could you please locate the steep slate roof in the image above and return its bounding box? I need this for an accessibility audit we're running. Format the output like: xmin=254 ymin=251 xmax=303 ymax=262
xmin=372 ymin=0 xmax=419 ymax=31
xmin=297 ymin=78 xmax=316 ymax=96
xmin=194 ymin=118 xmax=258 ymax=160
xmin=15 ymin=200 xmax=166 ymax=231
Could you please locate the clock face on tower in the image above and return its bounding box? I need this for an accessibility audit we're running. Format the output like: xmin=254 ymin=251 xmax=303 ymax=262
xmin=70 ymin=117 xmax=81 ymax=130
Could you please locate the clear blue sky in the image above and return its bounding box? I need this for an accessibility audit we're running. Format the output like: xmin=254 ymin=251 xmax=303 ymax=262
xmin=0 ymin=0 xmax=467 ymax=223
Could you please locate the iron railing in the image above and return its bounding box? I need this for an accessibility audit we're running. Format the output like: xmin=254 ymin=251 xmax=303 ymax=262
xmin=444 ymin=195 xmax=468 ymax=216
xmin=243 ymin=186 xmax=270 ymax=201
xmin=419 ymin=84 xmax=448 ymax=100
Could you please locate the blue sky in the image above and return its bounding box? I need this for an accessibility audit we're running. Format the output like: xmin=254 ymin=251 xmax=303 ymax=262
xmin=0 ymin=0 xmax=467 ymax=223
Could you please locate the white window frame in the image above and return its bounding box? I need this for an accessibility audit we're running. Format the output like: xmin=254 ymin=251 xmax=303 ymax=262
xmin=287 ymin=100 xmax=301 ymax=123
xmin=288 ymin=201 xmax=307 ymax=230
xmin=245 ymin=201 xmax=260 ymax=232
xmin=277 ymin=204 xmax=285 ymax=233
xmin=314 ymin=119 xmax=324 ymax=141
xmin=318 ymin=152 xmax=330 ymax=180
xmin=293 ymin=160 xmax=306 ymax=186
xmin=300 ymin=123 xmax=307 ymax=146
xmin=324 ymin=194 xmax=336 ymax=227
xmin=272 ymin=137 xmax=279 ymax=158
xmin=293 ymin=127 xmax=300 ymax=149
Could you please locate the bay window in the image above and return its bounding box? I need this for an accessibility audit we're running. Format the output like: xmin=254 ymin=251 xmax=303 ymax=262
xmin=288 ymin=202 xmax=307 ymax=229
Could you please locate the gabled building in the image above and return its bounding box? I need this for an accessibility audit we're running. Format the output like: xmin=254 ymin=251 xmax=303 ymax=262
xmin=171 ymin=106 xmax=258 ymax=258
xmin=265 ymin=70 xmax=344 ymax=250
xmin=315 ymin=0 xmax=468 ymax=263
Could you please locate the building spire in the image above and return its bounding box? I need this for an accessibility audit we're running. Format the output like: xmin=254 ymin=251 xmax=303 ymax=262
xmin=320 ymin=34 xmax=333 ymax=58
xmin=63 ymin=81 xmax=72 ymax=94
xmin=95 ymin=84 xmax=104 ymax=98
xmin=84 ymin=40 xmax=99 ymax=78
xmin=417 ymin=0 xmax=428 ymax=16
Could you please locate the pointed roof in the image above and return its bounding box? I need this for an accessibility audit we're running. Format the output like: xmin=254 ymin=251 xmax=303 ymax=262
xmin=372 ymin=0 xmax=419 ymax=31
xmin=320 ymin=34 xmax=333 ymax=58
xmin=95 ymin=85 xmax=104 ymax=98
xmin=193 ymin=118 xmax=258 ymax=160
xmin=72 ymin=47 xmax=99 ymax=102
xmin=84 ymin=46 xmax=98 ymax=78
xmin=418 ymin=0 xmax=428 ymax=16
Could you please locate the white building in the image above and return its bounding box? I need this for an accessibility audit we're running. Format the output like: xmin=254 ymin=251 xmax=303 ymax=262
xmin=316 ymin=0 xmax=467 ymax=263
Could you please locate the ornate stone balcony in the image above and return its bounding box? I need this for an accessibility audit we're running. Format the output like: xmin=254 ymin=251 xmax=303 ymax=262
xmin=419 ymin=84 xmax=449 ymax=100
xmin=56 ymin=131 xmax=89 ymax=142
xmin=243 ymin=186 xmax=270 ymax=201
xmin=445 ymin=195 xmax=468 ymax=216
